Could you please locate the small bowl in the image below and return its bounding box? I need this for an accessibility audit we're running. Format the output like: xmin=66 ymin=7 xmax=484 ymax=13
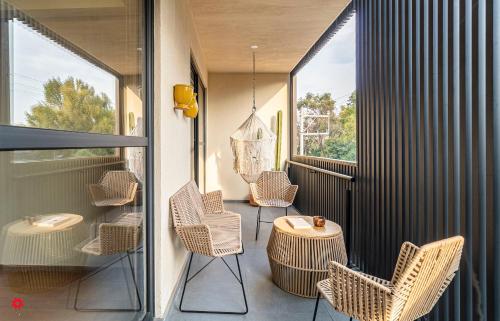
xmin=313 ymin=216 xmax=326 ymax=227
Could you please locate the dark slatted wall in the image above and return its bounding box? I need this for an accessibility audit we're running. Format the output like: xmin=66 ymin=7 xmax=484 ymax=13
xmin=353 ymin=0 xmax=499 ymax=320
xmin=288 ymin=156 xmax=356 ymax=234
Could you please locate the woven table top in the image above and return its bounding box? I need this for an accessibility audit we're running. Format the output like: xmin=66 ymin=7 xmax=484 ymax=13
xmin=5 ymin=213 xmax=83 ymax=236
xmin=273 ymin=216 xmax=342 ymax=238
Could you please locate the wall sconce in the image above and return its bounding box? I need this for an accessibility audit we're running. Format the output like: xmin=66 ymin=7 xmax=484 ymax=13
xmin=183 ymin=94 xmax=199 ymax=118
xmin=173 ymin=84 xmax=194 ymax=110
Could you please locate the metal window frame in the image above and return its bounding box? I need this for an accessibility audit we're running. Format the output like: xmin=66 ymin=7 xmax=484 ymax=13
xmin=0 ymin=0 xmax=155 ymax=320
xmin=288 ymin=2 xmax=356 ymax=161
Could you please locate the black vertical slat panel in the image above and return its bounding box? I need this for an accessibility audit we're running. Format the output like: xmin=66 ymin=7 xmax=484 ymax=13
xmin=408 ymin=0 xmax=415 ymax=245
xmin=415 ymin=0 xmax=422 ymax=244
xmin=381 ymin=0 xmax=388 ymax=273
xmin=464 ymin=0 xmax=473 ymax=320
xmin=375 ymin=0 xmax=382 ymax=277
xmin=431 ymin=2 xmax=440 ymax=318
xmin=452 ymin=0 xmax=462 ymax=318
xmin=367 ymin=0 xmax=374 ymax=274
xmin=494 ymin=0 xmax=500 ymax=321
xmin=388 ymin=0 xmax=395 ymax=277
xmin=347 ymin=0 xmax=498 ymax=320
xmin=401 ymin=0 xmax=409 ymax=244
xmin=423 ymin=0 xmax=430 ymax=242
xmin=477 ymin=0 xmax=487 ymax=320
xmin=442 ymin=0 xmax=450 ymax=319
xmin=394 ymin=0 xmax=402 ymax=260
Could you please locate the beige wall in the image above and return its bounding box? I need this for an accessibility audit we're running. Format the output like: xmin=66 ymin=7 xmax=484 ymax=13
xmin=206 ymin=73 xmax=289 ymax=200
xmin=153 ymin=0 xmax=207 ymax=317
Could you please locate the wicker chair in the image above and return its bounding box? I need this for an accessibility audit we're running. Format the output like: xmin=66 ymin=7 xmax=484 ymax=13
xmin=250 ymin=171 xmax=298 ymax=240
xmin=170 ymin=181 xmax=248 ymax=315
xmin=312 ymin=236 xmax=464 ymax=321
xmin=89 ymin=170 xmax=138 ymax=207
xmin=74 ymin=212 xmax=143 ymax=312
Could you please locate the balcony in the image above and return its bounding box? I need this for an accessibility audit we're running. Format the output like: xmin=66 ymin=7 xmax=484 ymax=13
xmin=0 ymin=0 xmax=498 ymax=321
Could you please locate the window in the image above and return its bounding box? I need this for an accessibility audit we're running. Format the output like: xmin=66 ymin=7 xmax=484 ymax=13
xmin=0 ymin=1 xmax=150 ymax=321
xmin=292 ymin=12 xmax=356 ymax=162
xmin=9 ymin=19 xmax=119 ymax=135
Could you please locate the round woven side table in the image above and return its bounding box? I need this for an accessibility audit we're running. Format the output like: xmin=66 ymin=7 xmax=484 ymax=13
xmin=266 ymin=216 xmax=347 ymax=298
xmin=1 ymin=213 xmax=87 ymax=293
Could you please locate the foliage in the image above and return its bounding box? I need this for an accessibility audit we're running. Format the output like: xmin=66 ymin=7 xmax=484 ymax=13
xmin=26 ymin=77 xmax=116 ymax=133
xmin=24 ymin=77 xmax=116 ymax=159
xmin=297 ymin=91 xmax=356 ymax=161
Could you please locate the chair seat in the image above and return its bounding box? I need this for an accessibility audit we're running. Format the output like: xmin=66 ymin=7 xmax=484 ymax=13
xmin=255 ymin=199 xmax=292 ymax=208
xmin=114 ymin=212 xmax=143 ymax=225
xmin=203 ymin=212 xmax=242 ymax=256
xmin=93 ymin=198 xmax=134 ymax=207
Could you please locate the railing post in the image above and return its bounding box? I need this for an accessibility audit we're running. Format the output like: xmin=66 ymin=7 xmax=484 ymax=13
xmin=345 ymin=188 xmax=352 ymax=267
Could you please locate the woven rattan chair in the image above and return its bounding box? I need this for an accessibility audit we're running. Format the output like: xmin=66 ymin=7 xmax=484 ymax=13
xmin=74 ymin=212 xmax=143 ymax=312
xmin=89 ymin=170 xmax=138 ymax=207
xmin=312 ymin=236 xmax=464 ymax=321
xmin=249 ymin=171 xmax=298 ymax=240
xmin=170 ymin=181 xmax=248 ymax=315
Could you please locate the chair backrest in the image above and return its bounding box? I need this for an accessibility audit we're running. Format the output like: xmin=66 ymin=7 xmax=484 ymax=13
xmin=255 ymin=171 xmax=291 ymax=200
xmin=391 ymin=236 xmax=464 ymax=321
xmin=100 ymin=170 xmax=137 ymax=199
xmin=170 ymin=181 xmax=206 ymax=228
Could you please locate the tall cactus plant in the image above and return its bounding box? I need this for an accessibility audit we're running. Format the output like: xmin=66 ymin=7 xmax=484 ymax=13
xmin=275 ymin=110 xmax=282 ymax=170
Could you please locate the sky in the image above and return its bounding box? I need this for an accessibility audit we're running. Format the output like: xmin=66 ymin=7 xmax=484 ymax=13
xmin=296 ymin=14 xmax=356 ymax=108
xmin=10 ymin=19 xmax=116 ymax=126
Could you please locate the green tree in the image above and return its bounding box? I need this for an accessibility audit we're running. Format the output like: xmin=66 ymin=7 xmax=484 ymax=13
xmin=25 ymin=77 xmax=116 ymax=158
xmin=26 ymin=77 xmax=116 ymax=134
xmin=298 ymin=91 xmax=356 ymax=161
xmin=297 ymin=93 xmax=337 ymax=153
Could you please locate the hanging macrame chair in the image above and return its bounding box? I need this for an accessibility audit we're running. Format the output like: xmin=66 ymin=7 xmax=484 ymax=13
xmin=230 ymin=50 xmax=276 ymax=184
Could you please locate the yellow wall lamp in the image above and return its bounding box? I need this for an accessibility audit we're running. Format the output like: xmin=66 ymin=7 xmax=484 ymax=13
xmin=173 ymin=84 xmax=198 ymax=118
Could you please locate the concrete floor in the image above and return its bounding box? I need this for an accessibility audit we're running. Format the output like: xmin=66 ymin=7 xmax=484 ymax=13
xmin=164 ymin=202 xmax=350 ymax=321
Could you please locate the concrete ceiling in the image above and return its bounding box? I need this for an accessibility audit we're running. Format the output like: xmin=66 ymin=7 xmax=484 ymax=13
xmin=188 ymin=0 xmax=351 ymax=73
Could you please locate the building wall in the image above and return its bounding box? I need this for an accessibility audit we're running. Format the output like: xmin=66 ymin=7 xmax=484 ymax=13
xmin=353 ymin=1 xmax=499 ymax=320
xmin=153 ymin=0 xmax=207 ymax=316
xmin=206 ymin=73 xmax=289 ymax=200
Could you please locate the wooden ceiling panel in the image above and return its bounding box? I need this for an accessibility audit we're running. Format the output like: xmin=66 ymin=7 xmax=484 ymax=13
xmin=188 ymin=0 xmax=351 ymax=72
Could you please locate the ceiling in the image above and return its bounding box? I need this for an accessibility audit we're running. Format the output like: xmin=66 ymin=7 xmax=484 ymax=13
xmin=8 ymin=0 xmax=142 ymax=76
xmin=188 ymin=0 xmax=351 ymax=73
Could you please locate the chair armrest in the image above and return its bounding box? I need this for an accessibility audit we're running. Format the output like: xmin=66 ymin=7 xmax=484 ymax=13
xmin=88 ymin=184 xmax=106 ymax=204
xmin=328 ymin=261 xmax=391 ymax=319
xmin=126 ymin=182 xmax=139 ymax=203
xmin=391 ymin=241 xmax=420 ymax=284
xmin=202 ymin=190 xmax=225 ymax=214
xmin=249 ymin=183 xmax=261 ymax=201
xmin=99 ymin=223 xmax=142 ymax=255
xmin=175 ymin=224 xmax=214 ymax=256
xmin=285 ymin=185 xmax=298 ymax=203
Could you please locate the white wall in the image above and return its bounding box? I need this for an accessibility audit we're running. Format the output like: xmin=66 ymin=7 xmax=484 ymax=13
xmin=206 ymin=73 xmax=289 ymax=200
xmin=153 ymin=0 xmax=207 ymax=317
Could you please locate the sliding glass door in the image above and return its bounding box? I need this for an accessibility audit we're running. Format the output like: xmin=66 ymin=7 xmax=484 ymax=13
xmin=0 ymin=1 xmax=152 ymax=320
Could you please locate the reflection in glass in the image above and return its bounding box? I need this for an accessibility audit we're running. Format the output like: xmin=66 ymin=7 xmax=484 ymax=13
xmin=0 ymin=0 xmax=144 ymax=137
xmin=0 ymin=148 xmax=145 ymax=321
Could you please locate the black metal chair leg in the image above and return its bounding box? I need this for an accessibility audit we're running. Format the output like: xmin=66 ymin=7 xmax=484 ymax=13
xmin=312 ymin=292 xmax=320 ymax=321
xmin=285 ymin=206 xmax=288 ymax=216
xmin=74 ymin=252 xmax=142 ymax=312
xmin=255 ymin=206 xmax=262 ymax=240
xmin=179 ymin=252 xmax=194 ymax=312
xmin=126 ymin=251 xmax=143 ymax=311
xmin=179 ymin=253 xmax=248 ymax=314
xmin=235 ymin=254 xmax=249 ymax=314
